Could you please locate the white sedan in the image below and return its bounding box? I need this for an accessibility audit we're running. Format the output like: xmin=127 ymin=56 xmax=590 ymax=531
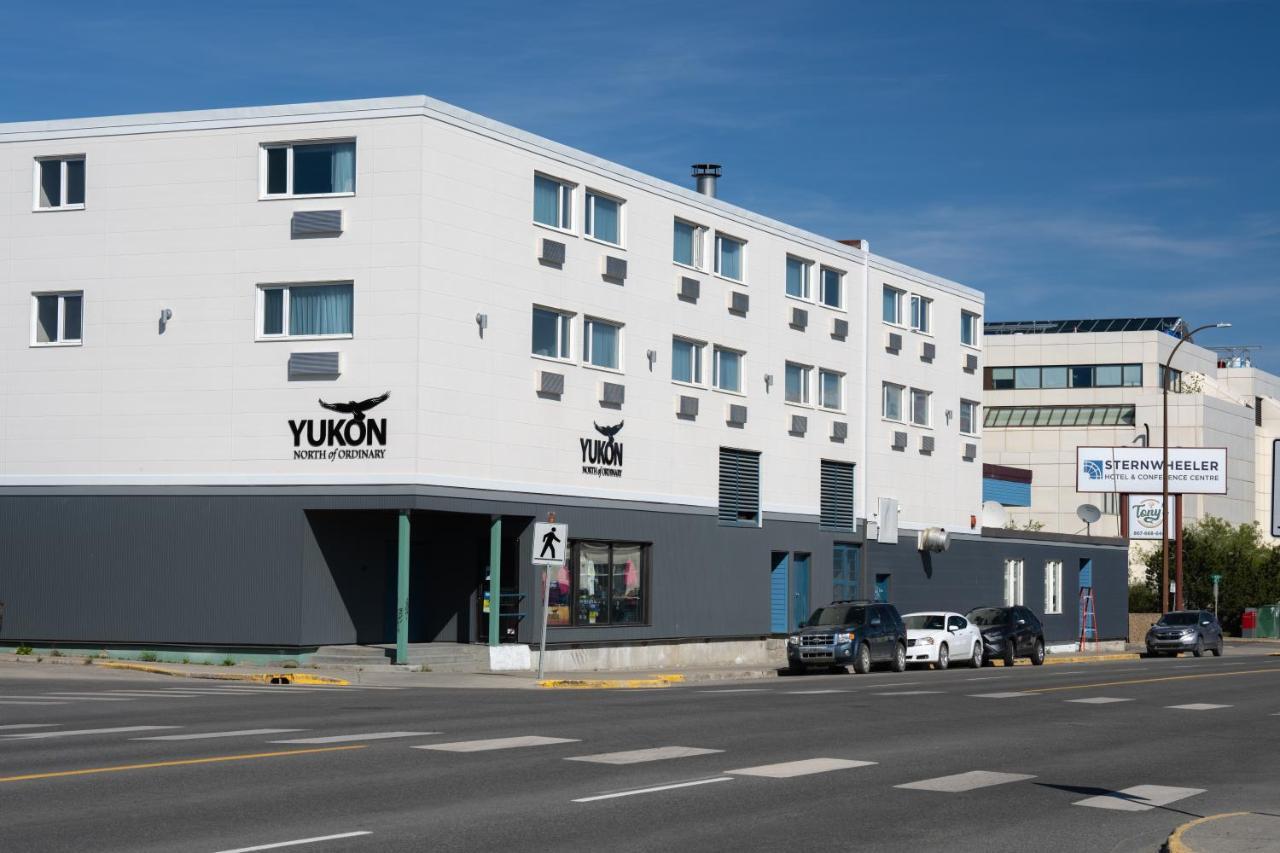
xmin=902 ymin=611 xmax=984 ymax=669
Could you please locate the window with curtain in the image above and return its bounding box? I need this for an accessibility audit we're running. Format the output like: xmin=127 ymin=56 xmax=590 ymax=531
xmin=531 ymin=306 xmax=572 ymax=359
xmin=714 ymin=347 xmax=742 ymax=392
xmin=715 ymin=233 xmax=744 ymax=281
xmin=883 ymin=286 xmax=903 ymax=324
xmin=910 ymin=388 xmax=931 ymax=426
xmin=961 ymin=310 xmax=980 ymax=346
xmin=258 ymin=283 xmax=353 ymax=338
xmin=262 ymin=141 xmax=355 ymax=197
xmin=583 ymin=317 xmax=621 ymax=369
xmin=786 ymin=256 xmax=811 ymax=299
xmin=785 ymin=362 xmax=811 ymax=404
xmin=586 ymin=191 xmax=622 ymax=245
xmin=821 ymin=267 xmax=842 ymax=308
xmin=673 ymin=219 xmax=705 ymax=267
xmin=819 ymin=369 xmax=843 ymax=410
xmin=671 ymin=337 xmax=704 ymax=384
xmin=534 ymin=175 xmax=572 ymax=229
xmin=882 ymin=383 xmax=904 ymax=421
xmin=960 ymin=399 xmax=979 ymax=435
xmin=910 ymin=294 xmax=931 ymax=332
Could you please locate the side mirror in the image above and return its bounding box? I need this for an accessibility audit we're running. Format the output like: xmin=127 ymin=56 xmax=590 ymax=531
xmin=1016 ymin=619 xmax=1027 ymax=626
xmin=948 ymin=625 xmax=959 ymax=632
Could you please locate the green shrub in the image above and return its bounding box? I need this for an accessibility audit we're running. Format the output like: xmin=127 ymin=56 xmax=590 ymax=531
xmin=221 ymin=657 xmax=235 ymax=666
xmin=1128 ymin=582 xmax=1160 ymax=613
xmin=15 ymin=645 xmax=34 ymax=655
xmin=139 ymin=651 xmax=158 ymax=662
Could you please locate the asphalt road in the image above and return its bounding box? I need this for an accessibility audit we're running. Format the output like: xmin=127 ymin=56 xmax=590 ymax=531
xmin=2 ymin=652 xmax=1278 ymax=853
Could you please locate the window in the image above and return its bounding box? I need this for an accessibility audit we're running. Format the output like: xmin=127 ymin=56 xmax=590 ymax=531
xmin=671 ymin=337 xmax=705 ymax=384
xmin=32 ymin=292 xmax=83 ymax=345
xmin=1070 ymin=366 xmax=1094 ymax=388
xmin=820 ymin=461 xmax=855 ymax=532
xmin=719 ymin=447 xmax=761 ymax=526
xmin=35 ymin=157 xmax=86 ymax=209
xmin=547 ymin=541 xmax=649 ymax=627
xmin=983 ymin=404 xmax=1136 ymax=428
xmin=961 ymin=310 xmax=980 ymax=347
xmin=909 ymin=294 xmax=932 ymax=333
xmin=715 ymin=233 xmax=744 ymax=281
xmin=1044 ymin=561 xmax=1063 ymax=614
xmin=984 ymin=363 xmax=1145 ymax=391
xmin=1160 ymin=366 xmax=1182 ymax=392
xmin=1122 ymin=364 xmax=1143 ymax=387
xmin=988 ymin=367 xmax=1014 ymax=390
xmin=258 ymin=283 xmax=353 ymax=339
xmin=1041 ymin=366 xmax=1068 ymax=389
xmin=531 ymin=307 xmax=572 ymax=360
xmin=261 ymin=141 xmax=355 ymax=197
xmin=785 ymin=256 xmax=811 ymax=299
xmin=582 ymin=317 xmax=621 ymax=369
xmin=785 ymin=362 xmax=811 ymax=404
xmin=585 ymin=190 xmax=622 ymax=245
xmin=1003 ymin=559 xmax=1025 ymax=607
xmin=882 ymin=382 xmax=904 ymax=421
xmin=1095 ymin=364 xmax=1122 ymax=387
xmin=883 ymin=286 xmax=904 ymax=324
xmin=910 ymin=388 xmax=931 ymax=427
xmin=874 ymin=574 xmax=891 ymax=603
xmin=819 ymin=369 xmax=843 ymax=411
xmin=534 ymin=175 xmax=573 ymax=230
xmin=1102 ymin=493 xmax=1120 ymax=516
xmin=713 ymin=346 xmax=743 ymax=392
xmin=960 ymin=399 xmax=979 ymax=435
xmin=820 ymin=267 xmax=843 ymax=309
xmin=1014 ymin=367 xmax=1040 ymax=389
xmin=673 ymin=219 xmax=705 ymax=268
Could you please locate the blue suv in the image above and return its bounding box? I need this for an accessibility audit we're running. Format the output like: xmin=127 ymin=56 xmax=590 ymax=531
xmin=787 ymin=600 xmax=909 ymax=674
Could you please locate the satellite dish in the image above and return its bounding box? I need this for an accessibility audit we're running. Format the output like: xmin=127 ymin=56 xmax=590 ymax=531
xmin=1077 ymin=504 xmax=1102 ymax=524
xmin=981 ymin=501 xmax=1007 ymax=529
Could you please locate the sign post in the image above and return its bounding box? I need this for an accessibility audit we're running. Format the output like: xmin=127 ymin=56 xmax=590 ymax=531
xmin=532 ymin=517 xmax=568 ymax=681
xmin=1212 ymin=573 xmax=1222 ymax=617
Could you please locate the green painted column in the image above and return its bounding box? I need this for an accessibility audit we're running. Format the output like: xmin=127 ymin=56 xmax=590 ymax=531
xmin=488 ymin=516 xmax=502 ymax=647
xmin=396 ymin=509 xmax=411 ymax=665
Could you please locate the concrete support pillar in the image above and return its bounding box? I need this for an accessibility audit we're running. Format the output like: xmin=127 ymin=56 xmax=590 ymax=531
xmin=488 ymin=516 xmax=502 ymax=647
xmin=396 ymin=509 xmax=411 ymax=665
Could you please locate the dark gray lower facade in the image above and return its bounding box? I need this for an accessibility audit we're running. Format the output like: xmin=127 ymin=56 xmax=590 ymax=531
xmin=0 ymin=487 xmax=1128 ymax=650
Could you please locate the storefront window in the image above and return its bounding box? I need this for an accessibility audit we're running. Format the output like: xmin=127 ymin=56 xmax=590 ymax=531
xmin=561 ymin=540 xmax=649 ymax=627
xmin=610 ymin=544 xmax=644 ymax=624
xmin=576 ymin=543 xmax=610 ymax=625
xmin=547 ymin=563 xmax=572 ymax=626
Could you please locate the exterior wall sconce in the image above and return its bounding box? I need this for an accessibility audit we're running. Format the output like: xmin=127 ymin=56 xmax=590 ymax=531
xmin=159 ymin=308 xmax=173 ymax=334
xmin=764 ymin=373 xmax=774 ymax=392
xmin=646 ymin=349 xmax=657 ymax=371
xmin=475 ymin=313 xmax=488 ymax=338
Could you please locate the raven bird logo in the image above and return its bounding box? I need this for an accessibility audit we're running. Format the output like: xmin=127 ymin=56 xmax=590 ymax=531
xmin=594 ymin=420 xmax=624 ymax=452
xmin=318 ymin=392 xmax=390 ymax=423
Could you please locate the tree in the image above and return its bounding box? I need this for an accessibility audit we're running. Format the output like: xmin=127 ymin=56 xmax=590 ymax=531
xmin=1142 ymin=517 xmax=1280 ymax=634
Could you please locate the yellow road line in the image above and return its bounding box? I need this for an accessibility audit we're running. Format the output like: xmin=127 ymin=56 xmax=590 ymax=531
xmin=1166 ymin=811 xmax=1251 ymax=853
xmin=1025 ymin=666 xmax=1280 ymax=694
xmin=0 ymin=745 xmax=366 ymax=784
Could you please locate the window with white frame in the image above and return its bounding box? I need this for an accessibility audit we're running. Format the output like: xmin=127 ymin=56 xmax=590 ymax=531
xmin=960 ymin=399 xmax=979 ymax=435
xmin=820 ymin=266 xmax=843 ymax=309
xmin=715 ymin=233 xmax=745 ymax=282
xmin=258 ymin=282 xmax=353 ymax=339
xmin=819 ymin=369 xmax=844 ymax=411
xmin=582 ymin=316 xmax=622 ymax=370
xmin=671 ymin=337 xmax=705 ymax=384
xmin=534 ymin=174 xmax=573 ymax=230
xmin=673 ymin=219 xmax=706 ymax=268
xmin=32 ymin=292 xmax=83 ymax=345
xmin=910 ymin=388 xmax=931 ymax=427
xmin=531 ymin=306 xmax=573 ymax=360
xmin=883 ymin=285 xmax=904 ymax=324
xmin=882 ymin=382 xmax=904 ymax=421
xmin=785 ymin=362 xmax=811 ymax=404
xmin=713 ymin=346 xmax=743 ymax=393
xmin=1044 ymin=560 xmax=1063 ymax=614
xmin=961 ymin=310 xmax=980 ymax=347
xmin=585 ymin=190 xmax=622 ymax=246
xmin=910 ymin=294 xmax=932 ymax=333
xmin=1004 ymin=559 xmax=1025 ymax=606
xmin=262 ymin=141 xmax=355 ymax=197
xmin=35 ymin=156 xmax=86 ymax=209
xmin=785 ymin=256 xmax=811 ymax=299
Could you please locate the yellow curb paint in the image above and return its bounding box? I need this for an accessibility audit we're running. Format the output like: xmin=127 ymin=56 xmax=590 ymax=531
xmin=0 ymin=745 xmax=366 ymax=784
xmin=1025 ymin=666 xmax=1280 ymax=694
xmin=1165 ymin=811 xmax=1251 ymax=853
xmin=997 ymin=653 xmax=1139 ymax=667
xmin=96 ymin=661 xmax=348 ymax=686
xmin=538 ymin=679 xmax=675 ymax=689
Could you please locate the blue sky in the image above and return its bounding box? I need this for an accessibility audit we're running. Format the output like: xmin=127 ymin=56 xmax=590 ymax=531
xmin=4 ymin=1 xmax=1277 ymax=368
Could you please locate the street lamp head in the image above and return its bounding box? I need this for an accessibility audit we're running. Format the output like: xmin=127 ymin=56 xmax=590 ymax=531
xmin=1215 ymin=322 xmax=1232 ymax=329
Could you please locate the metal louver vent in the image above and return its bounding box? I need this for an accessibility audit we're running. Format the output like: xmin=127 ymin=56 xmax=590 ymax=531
xmin=727 ymin=404 xmax=748 ymax=426
xmin=921 ymin=342 xmax=936 ymax=362
xmin=677 ymin=395 xmax=699 ymax=418
xmin=831 ymin=421 xmax=848 ymax=441
xmin=287 ymin=351 xmax=341 ymax=379
xmin=718 ymin=447 xmax=761 ymax=526
xmin=820 ymin=459 xmax=855 ymax=531
xmin=920 ymin=435 xmax=935 ymax=454
xmin=832 ymin=318 xmax=849 ymax=340
xmin=291 ymin=210 xmax=343 ymax=239
xmin=963 ymin=442 xmax=978 ymax=460
xmin=729 ymin=291 xmax=749 ymax=315
xmin=887 ymin=332 xmax=902 ymax=353
xmin=790 ymin=307 xmax=808 ymax=330
xmin=601 ymin=382 xmax=625 ymax=405
xmin=539 ymin=238 xmax=566 ymax=266
xmin=603 ymin=256 xmax=627 ymax=281
xmin=679 ymin=276 xmax=700 ymax=302
xmin=892 ymin=431 xmax=908 ymax=450
xmin=538 ymin=370 xmax=565 ymax=397
xmin=790 ymin=414 xmax=808 ymax=436
xmin=964 ymin=353 xmax=979 ymax=373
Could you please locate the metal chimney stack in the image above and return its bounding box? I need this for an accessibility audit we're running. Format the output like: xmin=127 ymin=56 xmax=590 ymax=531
xmin=691 ymin=163 xmax=721 ymax=198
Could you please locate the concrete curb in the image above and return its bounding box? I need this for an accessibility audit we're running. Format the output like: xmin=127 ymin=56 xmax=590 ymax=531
xmin=98 ymin=661 xmax=349 ymax=686
xmin=538 ymin=674 xmax=686 ymax=689
xmin=995 ymin=653 xmax=1140 ymax=667
xmin=1164 ymin=811 xmax=1251 ymax=853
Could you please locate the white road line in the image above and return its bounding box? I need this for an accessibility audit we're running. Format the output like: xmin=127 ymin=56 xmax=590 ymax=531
xmin=697 ymin=688 xmax=771 ymax=694
xmin=30 ymin=695 xmax=135 ymax=702
xmin=896 ymin=771 xmax=1036 ymax=792
xmin=566 ymin=746 xmax=723 ymax=765
xmin=1047 ymin=670 xmax=1087 ymax=675
xmin=963 ymin=677 xmax=1006 ymax=682
xmin=4 ymin=726 xmax=181 ymax=740
xmin=874 ymin=690 xmax=944 ymax=696
xmin=572 ymin=777 xmax=733 ymax=803
xmin=414 ymin=736 xmax=578 ymax=753
xmin=0 ymin=724 xmax=59 ymax=730
xmin=969 ymin=692 xmax=1033 ymax=699
xmin=270 ymin=732 xmax=436 ymax=744
xmin=1066 ymin=697 xmax=1135 ymax=705
xmin=213 ymin=831 xmax=372 ymax=852
xmin=784 ymin=689 xmax=847 ymax=695
xmin=78 ymin=691 xmax=205 ymax=698
xmin=0 ymin=700 xmax=68 ymax=706
xmin=1166 ymin=703 xmax=1232 ymax=711
xmin=725 ymin=758 xmax=876 ymax=778
xmin=134 ymin=729 xmax=307 ymax=741
xmin=1073 ymin=785 xmax=1204 ymax=812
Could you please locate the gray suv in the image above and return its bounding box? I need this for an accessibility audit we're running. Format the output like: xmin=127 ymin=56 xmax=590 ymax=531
xmin=1145 ymin=610 xmax=1224 ymax=657
xmin=787 ymin=601 xmax=908 ymax=674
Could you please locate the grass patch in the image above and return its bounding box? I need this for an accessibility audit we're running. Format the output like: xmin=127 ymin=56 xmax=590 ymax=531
xmin=15 ymin=645 xmax=33 ymax=655
xmin=221 ymin=657 xmax=235 ymax=666
xmin=139 ymin=652 xmax=159 ymax=662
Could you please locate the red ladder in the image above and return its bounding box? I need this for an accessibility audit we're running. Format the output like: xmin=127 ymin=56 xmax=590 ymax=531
xmin=1078 ymin=587 xmax=1097 ymax=652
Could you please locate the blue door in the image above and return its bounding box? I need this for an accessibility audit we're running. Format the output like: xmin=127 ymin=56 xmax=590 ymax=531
xmin=791 ymin=553 xmax=811 ymax=630
xmin=770 ymin=552 xmax=789 ymax=634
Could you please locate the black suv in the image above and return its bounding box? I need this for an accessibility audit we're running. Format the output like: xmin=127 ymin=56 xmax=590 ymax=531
xmin=966 ymin=605 xmax=1046 ymax=666
xmin=787 ymin=601 xmax=909 ymax=674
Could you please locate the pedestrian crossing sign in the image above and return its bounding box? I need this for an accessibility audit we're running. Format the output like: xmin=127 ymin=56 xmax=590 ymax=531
xmin=533 ymin=523 xmax=568 ymax=566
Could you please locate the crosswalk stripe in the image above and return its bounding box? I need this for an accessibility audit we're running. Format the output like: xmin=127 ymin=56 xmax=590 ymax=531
xmin=784 ymin=689 xmax=847 ymax=695
xmin=874 ymin=691 xmax=944 ymax=696
xmin=725 ymin=758 xmax=875 ymax=778
xmin=270 ymin=732 xmax=435 ymax=744
xmin=1166 ymin=703 xmax=1231 ymax=711
xmin=970 ymin=692 xmax=1033 ymax=699
xmin=135 ymin=729 xmax=307 ymax=741
xmin=1066 ymin=697 xmax=1134 ymax=705
xmin=896 ymin=771 xmax=1036 ymax=792
xmin=415 ymin=736 xmax=579 ymax=753
xmin=566 ymin=746 xmax=723 ymax=765
xmin=1073 ymin=785 xmax=1204 ymax=812
xmin=80 ymin=691 xmax=205 ymax=698
xmin=572 ymin=777 xmax=733 ymax=802
xmin=4 ymin=726 xmax=181 ymax=740
xmin=0 ymin=724 xmax=59 ymax=730
xmin=697 ymin=688 xmax=770 ymax=694
xmin=0 ymin=700 xmax=67 ymax=706
xmin=27 ymin=695 xmax=135 ymax=702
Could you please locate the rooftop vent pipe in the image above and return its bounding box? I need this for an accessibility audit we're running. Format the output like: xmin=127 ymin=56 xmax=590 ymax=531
xmin=691 ymin=163 xmax=721 ymax=197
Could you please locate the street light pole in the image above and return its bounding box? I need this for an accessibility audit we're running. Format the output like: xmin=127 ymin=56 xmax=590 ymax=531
xmin=1161 ymin=321 xmax=1230 ymax=613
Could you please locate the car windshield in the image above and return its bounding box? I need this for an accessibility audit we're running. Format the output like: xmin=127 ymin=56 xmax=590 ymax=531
xmin=967 ymin=608 xmax=1009 ymax=627
xmin=808 ymin=606 xmax=867 ymax=627
xmin=904 ymin=614 xmax=946 ymax=631
xmin=1157 ymin=612 xmax=1200 ymax=626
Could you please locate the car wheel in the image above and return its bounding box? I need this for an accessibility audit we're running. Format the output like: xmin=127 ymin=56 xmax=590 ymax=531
xmin=891 ymin=642 xmax=907 ymax=673
xmin=1192 ymin=638 xmax=1204 ymax=658
xmin=1031 ymin=639 xmax=1045 ymax=666
xmin=970 ymin=642 xmax=984 ymax=668
xmin=853 ymin=642 xmax=872 ymax=675
xmin=787 ymin=663 xmax=807 ymax=675
xmin=1003 ymin=642 xmax=1017 ymax=667
xmin=935 ymin=643 xmax=949 ymax=670
xmin=1212 ymin=640 xmax=1223 ymax=657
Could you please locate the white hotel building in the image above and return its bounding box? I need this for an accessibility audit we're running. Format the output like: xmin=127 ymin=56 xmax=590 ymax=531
xmin=0 ymin=97 xmax=1125 ymax=666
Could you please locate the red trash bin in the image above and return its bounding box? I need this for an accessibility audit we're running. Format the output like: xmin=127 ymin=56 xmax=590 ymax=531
xmin=1242 ymin=608 xmax=1257 ymax=639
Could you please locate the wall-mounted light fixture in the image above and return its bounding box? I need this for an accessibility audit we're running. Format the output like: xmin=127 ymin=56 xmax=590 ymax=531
xmin=763 ymin=373 xmax=774 ymax=392
xmin=646 ymin=349 xmax=657 ymax=371
xmin=158 ymin=308 xmax=173 ymax=334
xmin=475 ymin=313 xmax=488 ymax=338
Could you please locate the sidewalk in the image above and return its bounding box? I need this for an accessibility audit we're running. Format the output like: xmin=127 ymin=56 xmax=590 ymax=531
xmin=1166 ymin=812 xmax=1280 ymax=853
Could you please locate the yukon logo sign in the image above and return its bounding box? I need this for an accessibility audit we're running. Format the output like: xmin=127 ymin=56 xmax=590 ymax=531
xmin=290 ymin=392 xmax=390 ymax=461
xmin=581 ymin=421 xmax=624 ymax=477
